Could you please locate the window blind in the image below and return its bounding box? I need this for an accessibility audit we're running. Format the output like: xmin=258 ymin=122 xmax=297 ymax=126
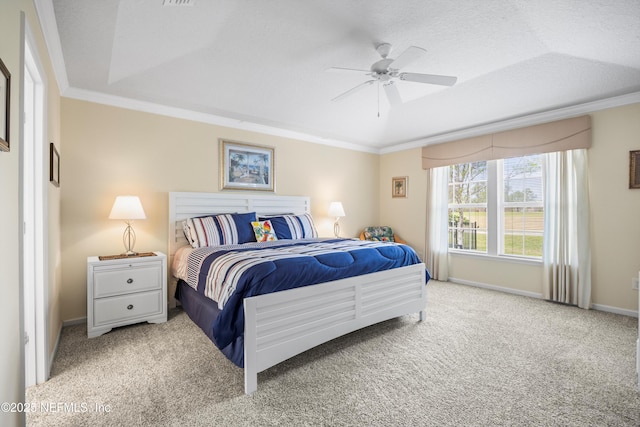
xmin=421 ymin=115 xmax=591 ymax=169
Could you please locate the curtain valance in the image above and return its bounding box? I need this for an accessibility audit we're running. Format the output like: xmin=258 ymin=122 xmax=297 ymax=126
xmin=421 ymin=115 xmax=591 ymax=169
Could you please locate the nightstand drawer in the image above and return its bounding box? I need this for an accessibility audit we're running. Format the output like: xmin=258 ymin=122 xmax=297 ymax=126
xmin=93 ymin=290 xmax=163 ymax=326
xmin=93 ymin=262 xmax=162 ymax=298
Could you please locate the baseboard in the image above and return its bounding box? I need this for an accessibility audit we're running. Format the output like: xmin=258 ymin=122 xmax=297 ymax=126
xmin=46 ymin=318 xmax=85 ymax=379
xmin=591 ymin=304 xmax=638 ymax=318
xmin=62 ymin=316 xmax=86 ymax=327
xmin=448 ymin=277 xmax=544 ymax=300
xmin=49 ymin=323 xmax=62 ymax=377
xmin=449 ymin=277 xmax=639 ymax=318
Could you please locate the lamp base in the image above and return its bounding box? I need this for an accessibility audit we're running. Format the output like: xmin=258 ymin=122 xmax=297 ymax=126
xmin=122 ymin=222 xmax=138 ymax=256
xmin=333 ymin=221 xmax=341 ymax=238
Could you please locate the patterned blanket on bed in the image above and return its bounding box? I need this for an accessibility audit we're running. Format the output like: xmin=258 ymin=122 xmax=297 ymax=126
xmin=183 ymin=238 xmax=428 ymax=354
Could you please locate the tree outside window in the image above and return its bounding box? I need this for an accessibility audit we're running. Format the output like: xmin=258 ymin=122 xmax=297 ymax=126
xmin=448 ymin=154 xmax=544 ymax=258
xmin=448 ymin=161 xmax=487 ymax=251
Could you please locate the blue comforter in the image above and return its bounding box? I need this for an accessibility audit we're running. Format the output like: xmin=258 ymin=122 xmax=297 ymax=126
xmin=184 ymin=238 xmax=429 ymax=367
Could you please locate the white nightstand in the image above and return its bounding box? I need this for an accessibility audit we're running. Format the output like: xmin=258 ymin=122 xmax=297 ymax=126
xmin=87 ymin=252 xmax=167 ymax=338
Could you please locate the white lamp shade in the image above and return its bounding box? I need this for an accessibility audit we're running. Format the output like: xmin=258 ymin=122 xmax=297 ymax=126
xmin=109 ymin=196 xmax=147 ymax=220
xmin=328 ymin=202 xmax=345 ymax=218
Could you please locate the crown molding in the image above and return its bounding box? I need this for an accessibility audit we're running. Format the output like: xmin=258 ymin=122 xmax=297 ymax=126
xmin=63 ymin=87 xmax=379 ymax=154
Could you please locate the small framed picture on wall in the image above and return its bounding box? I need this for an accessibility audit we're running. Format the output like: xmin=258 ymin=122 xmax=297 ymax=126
xmin=630 ymin=150 xmax=640 ymax=189
xmin=50 ymin=142 xmax=60 ymax=187
xmin=0 ymin=57 xmax=11 ymax=152
xmin=392 ymin=176 xmax=408 ymax=198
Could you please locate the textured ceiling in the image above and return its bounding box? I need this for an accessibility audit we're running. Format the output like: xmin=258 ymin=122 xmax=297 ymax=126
xmin=45 ymin=0 xmax=640 ymax=151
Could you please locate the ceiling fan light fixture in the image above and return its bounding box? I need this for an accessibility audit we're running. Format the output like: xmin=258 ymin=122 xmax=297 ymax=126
xmin=376 ymin=43 xmax=392 ymax=58
xmin=328 ymin=43 xmax=457 ymax=108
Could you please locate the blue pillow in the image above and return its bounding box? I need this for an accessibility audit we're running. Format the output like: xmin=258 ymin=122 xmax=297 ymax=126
xmin=232 ymin=212 xmax=258 ymax=244
xmin=261 ymin=213 xmax=318 ymax=240
xmin=183 ymin=212 xmax=257 ymax=248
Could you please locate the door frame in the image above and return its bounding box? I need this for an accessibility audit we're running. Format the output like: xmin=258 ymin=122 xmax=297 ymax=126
xmin=20 ymin=15 xmax=49 ymax=387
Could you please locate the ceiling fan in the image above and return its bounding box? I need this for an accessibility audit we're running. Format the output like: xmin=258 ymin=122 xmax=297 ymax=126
xmin=328 ymin=43 xmax=457 ymax=106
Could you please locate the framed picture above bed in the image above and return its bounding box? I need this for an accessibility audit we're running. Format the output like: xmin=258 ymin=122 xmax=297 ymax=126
xmin=220 ymin=139 xmax=274 ymax=191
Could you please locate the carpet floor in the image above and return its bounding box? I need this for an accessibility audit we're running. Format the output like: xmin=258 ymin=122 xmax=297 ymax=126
xmin=26 ymin=281 xmax=639 ymax=426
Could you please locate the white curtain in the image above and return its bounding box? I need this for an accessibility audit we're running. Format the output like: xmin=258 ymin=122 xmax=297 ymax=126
xmin=425 ymin=166 xmax=450 ymax=281
xmin=543 ymin=149 xmax=592 ymax=308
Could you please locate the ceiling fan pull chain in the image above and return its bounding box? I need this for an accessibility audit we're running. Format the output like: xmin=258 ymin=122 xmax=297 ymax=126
xmin=377 ymin=82 xmax=380 ymax=118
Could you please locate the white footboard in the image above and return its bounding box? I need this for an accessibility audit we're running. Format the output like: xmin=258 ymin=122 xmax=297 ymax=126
xmin=243 ymin=263 xmax=426 ymax=394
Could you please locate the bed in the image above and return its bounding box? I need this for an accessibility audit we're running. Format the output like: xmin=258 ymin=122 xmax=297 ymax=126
xmin=168 ymin=191 xmax=429 ymax=394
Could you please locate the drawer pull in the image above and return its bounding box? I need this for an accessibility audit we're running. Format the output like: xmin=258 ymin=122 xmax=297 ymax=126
xmin=126 ymin=278 xmax=134 ymax=284
xmin=127 ymin=304 xmax=134 ymax=310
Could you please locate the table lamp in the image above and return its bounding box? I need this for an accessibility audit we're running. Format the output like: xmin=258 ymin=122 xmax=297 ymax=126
xmin=109 ymin=195 xmax=146 ymax=255
xmin=328 ymin=201 xmax=346 ymax=238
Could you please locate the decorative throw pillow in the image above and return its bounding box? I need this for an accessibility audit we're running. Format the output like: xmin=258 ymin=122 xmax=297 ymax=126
xmin=260 ymin=213 xmax=318 ymax=240
xmin=363 ymin=226 xmax=395 ymax=242
xmin=251 ymin=220 xmax=278 ymax=242
xmin=183 ymin=212 xmax=257 ymax=248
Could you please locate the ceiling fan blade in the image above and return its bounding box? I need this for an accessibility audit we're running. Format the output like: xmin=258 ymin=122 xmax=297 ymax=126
xmin=399 ymin=72 xmax=458 ymax=86
xmin=384 ymin=82 xmax=402 ymax=106
xmin=388 ymin=46 xmax=427 ymax=70
xmin=326 ymin=67 xmax=371 ymax=74
xmin=331 ymin=80 xmax=375 ymax=102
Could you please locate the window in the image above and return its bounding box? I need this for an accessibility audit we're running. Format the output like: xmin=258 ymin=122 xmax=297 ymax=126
xmin=500 ymin=155 xmax=544 ymax=257
xmin=448 ymin=154 xmax=544 ymax=258
xmin=448 ymin=162 xmax=487 ymax=251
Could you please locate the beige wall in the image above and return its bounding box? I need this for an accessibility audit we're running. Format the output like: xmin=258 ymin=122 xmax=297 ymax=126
xmin=589 ymin=104 xmax=640 ymax=310
xmin=48 ymin=82 xmax=62 ymax=356
xmin=380 ymin=103 xmax=640 ymax=313
xmin=0 ymin=1 xmax=62 ymax=426
xmin=60 ymin=99 xmax=379 ymax=321
xmin=378 ymin=148 xmax=428 ymax=259
xmin=0 ymin=5 xmax=23 ymax=426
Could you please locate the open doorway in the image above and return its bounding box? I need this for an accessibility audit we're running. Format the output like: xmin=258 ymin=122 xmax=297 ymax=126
xmin=21 ymin=19 xmax=49 ymax=387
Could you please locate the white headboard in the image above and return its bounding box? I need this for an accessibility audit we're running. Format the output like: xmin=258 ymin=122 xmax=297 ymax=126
xmin=168 ymin=191 xmax=311 ymax=257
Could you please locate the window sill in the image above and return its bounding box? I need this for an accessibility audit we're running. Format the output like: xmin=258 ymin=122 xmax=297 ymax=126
xmin=448 ymin=249 xmax=543 ymax=267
